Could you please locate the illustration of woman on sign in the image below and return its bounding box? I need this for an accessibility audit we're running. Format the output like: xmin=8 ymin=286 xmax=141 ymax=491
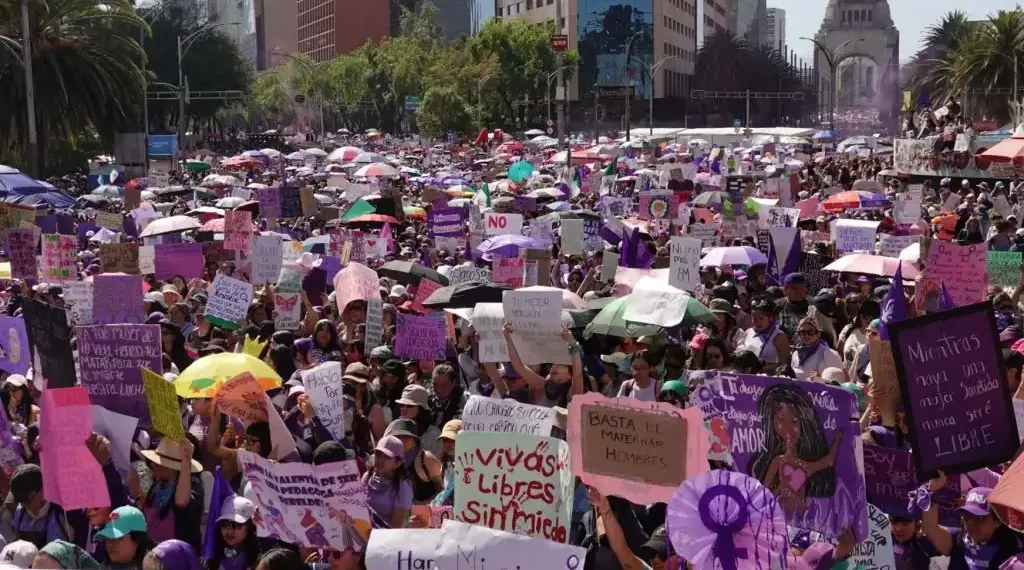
xmin=747 ymin=384 xmax=843 ymax=516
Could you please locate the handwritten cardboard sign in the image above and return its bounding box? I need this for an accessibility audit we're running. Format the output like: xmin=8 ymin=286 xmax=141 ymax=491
xmin=0 ymin=316 xmax=29 ymax=376
xmin=988 ymin=251 xmax=1022 ymax=289
xmin=453 ymin=432 xmax=573 ymax=542
xmin=22 ymin=298 xmax=76 ymax=388
xmin=77 ymin=324 xmax=162 ymax=425
xmin=215 ymin=372 xmax=269 ymax=423
xmin=668 ymin=237 xmax=700 ymax=292
xmin=485 ymin=212 xmax=524 ymax=236
xmin=889 ymin=301 xmax=1018 ymax=479
xmin=366 ymin=529 xmax=441 ymax=570
xmin=7 ymin=228 xmax=37 ymax=280
xmin=41 ymin=234 xmax=75 ymax=282
xmin=363 ymin=299 xmax=384 ymax=355
xmin=503 ymin=289 xmax=567 ymax=365
xmin=141 ymin=367 xmax=185 ymax=443
xmin=301 ymin=362 xmax=345 ymax=441
xmin=40 ymin=387 xmax=110 ymax=510
xmin=100 ymin=243 xmax=140 ymax=274
xmin=448 ymin=266 xmax=491 ymax=286
xmin=492 ymin=256 xmax=525 ymax=289
xmin=251 ymin=235 xmax=283 ymax=285
xmin=862 ymin=444 xmax=962 ymax=527
xmin=471 ymin=302 xmax=509 ymax=363
xmin=224 ymin=210 xmax=253 ymax=252
xmin=91 ymin=273 xmax=144 ymax=325
xmin=154 ymin=243 xmax=204 ymax=280
xmin=394 ymin=313 xmax=447 ymax=360
xmin=567 ymin=393 xmax=707 ymax=505
xmin=333 ymin=262 xmax=379 ymax=313
xmin=921 ymin=241 xmax=987 ymax=309
xmin=205 ymin=274 xmax=254 ymax=330
xmin=990 ymin=451 xmax=1024 ymax=531
xmin=461 ymin=395 xmax=556 ymax=436
xmin=435 ymin=521 xmax=586 ymax=570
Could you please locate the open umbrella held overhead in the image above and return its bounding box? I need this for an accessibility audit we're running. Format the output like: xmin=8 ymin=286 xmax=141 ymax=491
xmin=377 ymin=260 xmax=450 ymax=286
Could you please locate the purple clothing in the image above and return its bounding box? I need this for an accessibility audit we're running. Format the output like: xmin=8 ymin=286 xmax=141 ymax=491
xmin=364 ymin=473 xmax=412 ymax=528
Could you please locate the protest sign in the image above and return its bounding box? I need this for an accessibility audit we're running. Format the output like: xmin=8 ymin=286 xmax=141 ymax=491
xmin=622 ymin=278 xmax=692 ymax=327
xmin=154 ymin=243 xmax=204 ymax=280
xmin=492 ymin=256 xmax=525 ymax=288
xmin=63 ymin=280 xmax=93 ymax=326
xmin=238 ymin=450 xmax=371 ymax=549
xmin=276 ymin=266 xmax=303 ymax=294
xmin=503 ymin=289 xmax=568 ymax=365
xmin=800 ymin=252 xmax=833 ymax=294
xmin=215 ymin=373 xmax=269 ymax=423
xmin=835 ymin=219 xmax=878 ymax=253
xmin=668 ymin=237 xmax=700 ymax=292
xmin=138 ymin=245 xmax=155 ymax=274
xmin=40 ymin=388 xmax=110 ymax=510
xmin=257 ymin=187 xmax=282 ymax=218
xmin=205 ymin=274 xmax=254 ymax=330
xmin=485 ymin=212 xmax=523 ymax=236
xmin=302 ymin=362 xmax=346 ymax=441
xmin=142 ymin=367 xmax=186 ymax=443
xmin=334 ymin=262 xmax=379 ymax=314
xmin=689 ymin=372 xmax=867 ymax=540
xmin=863 ymin=444 xmax=961 ymax=526
xmin=428 ymin=208 xmax=466 ymax=238
xmin=22 ymin=298 xmax=76 ymax=387
xmin=889 ymin=301 xmax=1018 ymax=479
xmin=395 ymin=313 xmax=447 ymax=360
xmin=471 ymin=303 xmax=509 ymax=363
xmin=448 ymin=266 xmax=491 ymax=286
xmin=366 ymin=529 xmax=442 ymax=570
xmin=274 ymin=293 xmax=301 ymax=331
xmin=99 ymin=243 xmax=140 ymax=274
xmin=0 ymin=316 xmax=29 ymax=375
xmin=251 ymin=235 xmax=284 ymax=285
xmin=91 ymin=273 xmax=144 ymax=325
xmin=435 ymin=520 xmax=586 ymax=570
xmin=300 ymin=188 xmax=319 ymax=217
xmin=879 ymin=234 xmax=919 ymax=259
xmin=412 ymin=279 xmax=442 ymax=313
xmin=364 ymin=299 xmax=384 ymax=355
xmin=522 ymin=249 xmax=551 ymax=287
xmin=77 ymin=324 xmax=161 ymax=425
xmin=687 ymin=223 xmax=718 ymax=247
xmin=919 ymin=241 xmax=987 ymax=308
xmin=7 ymin=228 xmax=37 ymax=279
xmin=91 ymin=405 xmax=139 ymax=477
xmin=766 ymin=207 xmax=800 ymax=227
xmin=600 ymin=252 xmax=619 ymax=282
xmin=988 ymin=251 xmax=1022 ymax=289
xmin=41 ymin=234 xmax=75 ymax=282
xmin=560 ymin=219 xmax=584 ymax=256
xmin=639 ymin=192 xmax=678 ymax=220
xmin=453 ymin=432 xmax=573 ymax=542
xmin=95 ymin=211 xmax=121 ymax=231
xmin=567 ymin=393 xmax=707 ymax=505
xmin=280 ymin=187 xmax=302 ymax=218
xmin=224 ymin=211 xmax=253 ymax=252
xmin=843 ymin=505 xmax=896 ymax=570
xmin=461 ymin=395 xmax=556 ymax=436
xmin=582 ymin=218 xmax=603 ymax=252
xmin=894 ymin=185 xmax=923 ymax=224
xmin=991 ymin=452 xmax=1024 ymax=531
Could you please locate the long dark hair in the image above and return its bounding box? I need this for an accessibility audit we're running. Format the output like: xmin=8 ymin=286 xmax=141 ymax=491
xmin=206 ymin=520 xmax=259 ymax=570
xmin=2 ymin=385 xmax=33 ymax=424
xmin=267 ymin=345 xmax=296 ymax=381
xmin=126 ymin=530 xmax=156 ymax=567
xmin=161 ymin=322 xmax=194 ymax=373
xmin=312 ymin=320 xmax=340 ymax=352
xmin=747 ymin=384 xmax=836 ymax=497
xmin=255 ymin=548 xmax=309 ymax=570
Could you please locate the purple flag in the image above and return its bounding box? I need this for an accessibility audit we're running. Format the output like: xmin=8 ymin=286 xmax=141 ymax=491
xmin=878 ymin=262 xmax=909 ymax=341
xmin=618 ymin=227 xmax=653 ymax=269
xmin=203 ymin=467 xmax=232 ymax=560
xmin=938 ymin=282 xmax=957 ymax=311
xmin=781 ymin=229 xmax=801 ymax=278
xmin=765 ymin=235 xmax=780 ymax=287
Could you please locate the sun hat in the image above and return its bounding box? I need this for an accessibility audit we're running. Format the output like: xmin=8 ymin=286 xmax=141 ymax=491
xmin=217 ymin=495 xmax=255 ymax=524
xmin=708 ymin=298 xmax=734 ymax=315
xmin=96 ymin=506 xmax=147 ymax=540
xmin=342 ymin=362 xmax=370 ymax=384
xmin=140 ymin=438 xmax=202 ymax=474
xmin=396 ymin=384 xmax=430 ymax=409
xmin=144 ymin=291 xmax=167 ymax=309
xmin=374 ymin=435 xmax=405 ymax=459
xmin=385 ymin=417 xmax=420 ymax=440
xmin=439 ymin=419 xmax=463 ymax=441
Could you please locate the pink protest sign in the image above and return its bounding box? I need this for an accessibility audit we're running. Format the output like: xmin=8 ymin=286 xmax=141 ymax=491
xmin=40 ymin=387 xmax=110 ymax=510
xmin=333 ymin=262 xmax=379 ymax=313
xmin=567 ymin=392 xmax=709 ymax=505
xmin=223 ymin=211 xmax=253 ymax=252
xmin=412 ymin=278 xmax=442 ymax=313
xmin=7 ymin=228 xmax=37 ymax=280
xmin=492 ymin=256 xmax=524 ymax=288
xmin=394 ymin=313 xmax=447 ymax=360
xmin=41 ymin=234 xmax=76 ymax=282
xmin=920 ymin=241 xmax=987 ymax=309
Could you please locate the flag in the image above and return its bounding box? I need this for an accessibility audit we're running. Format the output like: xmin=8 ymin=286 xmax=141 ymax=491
xmin=340 ymin=198 xmax=375 ymax=222
xmin=474 ymin=183 xmax=491 ymax=208
xmin=781 ymin=230 xmax=801 ymax=278
xmin=938 ymin=282 xmax=957 ymax=311
xmin=878 ymin=261 xmax=909 ymax=340
xmin=604 ymin=159 xmax=617 ymax=177
xmin=765 ymin=234 xmax=780 ymax=287
xmin=203 ymin=467 xmax=233 ymax=560
xmin=380 ymin=222 xmax=394 ymax=253
xmin=618 ymin=227 xmax=653 ymax=269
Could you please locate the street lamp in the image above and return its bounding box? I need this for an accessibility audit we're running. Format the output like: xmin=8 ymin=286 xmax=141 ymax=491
xmin=546 ymin=66 xmax=576 ymax=127
xmin=623 ymin=31 xmax=645 ymax=141
xmin=801 ymin=36 xmax=863 ymax=129
xmin=630 ymin=55 xmax=684 ymax=136
xmin=275 ymin=51 xmax=325 ymax=139
xmin=177 ymin=22 xmax=239 ymax=170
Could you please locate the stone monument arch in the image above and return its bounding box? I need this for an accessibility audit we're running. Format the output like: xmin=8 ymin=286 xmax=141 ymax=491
xmin=811 ymin=0 xmax=900 ymax=134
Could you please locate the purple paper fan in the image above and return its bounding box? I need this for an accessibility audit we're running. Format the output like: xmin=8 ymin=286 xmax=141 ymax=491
xmin=667 ymin=470 xmax=789 ymax=570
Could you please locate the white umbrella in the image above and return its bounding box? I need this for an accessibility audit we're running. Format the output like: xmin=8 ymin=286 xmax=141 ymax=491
xmin=899 ymin=242 xmax=921 ymax=262
xmin=92 ymin=185 xmax=120 ymax=197
xmin=699 ymin=246 xmax=768 ymax=268
xmin=246 ymin=182 xmax=269 ymax=189
xmin=138 ymin=215 xmax=201 ymax=237
xmin=328 ymin=146 xmax=363 ymax=163
xmin=688 ymin=138 xmax=709 ymax=147
xmin=822 ymin=254 xmax=921 ymax=279
xmin=285 ymin=151 xmax=307 ymax=161
xmin=305 ymin=148 xmax=328 ymax=157
xmin=259 ymin=148 xmax=282 ymax=158
xmin=354 ymin=163 xmax=399 ymax=177
xmin=524 ymin=129 xmax=546 ymax=137
xmin=526 ymin=188 xmax=563 ymax=199
xmin=186 ymin=206 xmax=226 ymax=216
xmin=215 ymin=197 xmax=247 ymax=209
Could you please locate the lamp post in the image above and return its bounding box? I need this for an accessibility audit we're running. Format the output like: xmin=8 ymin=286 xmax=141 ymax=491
xmin=801 ymin=36 xmax=862 ymax=128
xmin=631 ymin=55 xmax=684 ymax=136
xmin=19 ymin=0 xmax=37 ymax=177
xmin=546 ymin=66 xmax=576 ymax=127
xmin=276 ymin=52 xmax=324 ymax=139
xmin=623 ymin=31 xmax=645 ymax=141
xmin=177 ymin=22 xmax=238 ymax=170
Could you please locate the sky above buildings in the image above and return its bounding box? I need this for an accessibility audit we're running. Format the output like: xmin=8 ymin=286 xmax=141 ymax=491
xmin=772 ymin=0 xmax=1023 ymax=63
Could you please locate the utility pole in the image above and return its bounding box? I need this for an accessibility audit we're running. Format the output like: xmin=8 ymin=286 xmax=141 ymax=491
xmin=20 ymin=0 xmax=37 ymax=177
xmin=555 ymin=0 xmax=565 ymax=151
xmin=623 ymin=32 xmax=643 ymax=141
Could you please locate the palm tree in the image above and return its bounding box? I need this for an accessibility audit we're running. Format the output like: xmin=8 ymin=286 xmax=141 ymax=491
xmin=0 ymin=0 xmax=148 ymax=171
xmin=907 ymin=11 xmax=974 ymax=100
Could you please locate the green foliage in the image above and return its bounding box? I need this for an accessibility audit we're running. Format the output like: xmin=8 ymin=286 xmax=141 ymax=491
xmin=417 ymin=86 xmax=473 ymax=137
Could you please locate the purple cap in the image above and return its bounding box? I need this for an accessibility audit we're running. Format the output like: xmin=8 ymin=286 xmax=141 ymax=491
xmin=150 ymin=539 xmax=201 ymax=570
xmin=958 ymin=487 xmax=992 ymax=516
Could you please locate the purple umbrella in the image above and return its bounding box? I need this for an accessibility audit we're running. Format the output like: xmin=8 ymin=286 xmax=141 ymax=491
xmin=475 ymin=235 xmax=541 ymax=259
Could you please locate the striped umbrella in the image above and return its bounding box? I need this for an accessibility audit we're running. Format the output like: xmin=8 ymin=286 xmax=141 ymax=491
xmin=820 ymin=191 xmax=889 ymax=213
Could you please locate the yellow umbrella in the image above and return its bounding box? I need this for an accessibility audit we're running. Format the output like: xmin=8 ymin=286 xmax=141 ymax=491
xmin=174 ymin=352 xmax=282 ymax=398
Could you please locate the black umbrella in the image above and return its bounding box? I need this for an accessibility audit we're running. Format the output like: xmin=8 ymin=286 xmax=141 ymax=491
xmin=422 ymin=281 xmax=510 ymax=309
xmin=377 ymin=260 xmax=450 ymax=286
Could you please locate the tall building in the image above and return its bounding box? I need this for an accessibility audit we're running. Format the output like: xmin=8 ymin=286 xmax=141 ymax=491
xmin=729 ymin=0 xmax=764 ymax=46
xmin=472 ymin=0 xmax=499 ymax=33
xmin=762 ymin=6 xmax=784 ymax=54
xmin=698 ymin=0 xmax=728 ymax=44
xmin=296 ymin=0 xmax=389 ymax=62
xmin=206 ymin=0 xmax=257 ymax=66
xmin=430 ymin=0 xmax=475 ymax=38
xmin=255 ymin=0 xmax=297 ymax=71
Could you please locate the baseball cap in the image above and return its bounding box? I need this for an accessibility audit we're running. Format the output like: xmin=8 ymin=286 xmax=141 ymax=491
xmin=783 ymin=273 xmax=806 ymax=286
xmin=0 ymin=540 xmax=37 ymax=568
xmin=958 ymin=487 xmax=993 ymax=516
xmin=5 ymin=375 xmax=27 ymax=389
xmin=96 ymin=506 xmax=147 ymax=540
xmin=217 ymin=495 xmax=255 ymax=524
xmin=601 ymin=352 xmax=627 ymax=366
xmin=144 ymin=291 xmax=167 ymax=309
xmin=440 ymin=419 xmax=463 ymax=441
xmin=374 ymin=435 xmax=405 ymax=459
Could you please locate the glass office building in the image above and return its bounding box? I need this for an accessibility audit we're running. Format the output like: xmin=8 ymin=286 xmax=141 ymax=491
xmin=577 ymin=0 xmax=654 ymax=100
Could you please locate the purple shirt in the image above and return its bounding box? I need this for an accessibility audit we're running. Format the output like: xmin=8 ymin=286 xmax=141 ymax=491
xmin=364 ymin=473 xmax=412 ymax=527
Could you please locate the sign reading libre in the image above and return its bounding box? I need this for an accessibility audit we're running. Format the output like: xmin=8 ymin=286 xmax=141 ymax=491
xmin=889 ymin=301 xmax=1018 ymax=479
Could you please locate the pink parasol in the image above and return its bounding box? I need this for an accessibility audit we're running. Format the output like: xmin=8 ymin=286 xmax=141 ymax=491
xmin=822 ymin=254 xmax=920 ymax=279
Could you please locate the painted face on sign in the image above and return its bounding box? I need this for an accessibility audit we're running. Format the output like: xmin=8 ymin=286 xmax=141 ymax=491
xmin=774 ymin=403 xmax=801 ymax=445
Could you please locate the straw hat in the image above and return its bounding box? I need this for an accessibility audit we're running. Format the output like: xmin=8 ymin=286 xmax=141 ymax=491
xmin=140 ymin=439 xmax=202 ymax=474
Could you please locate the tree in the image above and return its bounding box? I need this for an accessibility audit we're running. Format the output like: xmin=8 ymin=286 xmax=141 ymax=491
xmin=0 ymin=0 xmax=148 ymax=172
xmin=416 ymin=86 xmax=473 ymax=137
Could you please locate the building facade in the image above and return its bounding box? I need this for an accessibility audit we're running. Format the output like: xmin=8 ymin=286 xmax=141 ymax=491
xmin=206 ymin=0 xmax=258 ymax=66
xmin=472 ymin=0 xmax=500 ymax=33
xmin=729 ymin=0 xmax=763 ymax=46
xmin=762 ymin=6 xmax=784 ymax=54
xmin=296 ymin=0 xmax=389 ymax=63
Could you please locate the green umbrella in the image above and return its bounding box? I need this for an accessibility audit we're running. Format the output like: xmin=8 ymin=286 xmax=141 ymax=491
xmin=583 ymin=297 xmax=661 ymax=339
xmin=185 ymin=159 xmax=211 ymax=172
xmin=508 ymin=161 xmax=533 ymax=183
xmin=340 ymin=198 xmax=376 ymax=222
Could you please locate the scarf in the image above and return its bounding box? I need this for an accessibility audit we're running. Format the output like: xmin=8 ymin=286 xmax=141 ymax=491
xmin=219 ymin=548 xmax=250 ymax=570
xmin=795 ymin=340 xmax=826 ymax=366
xmin=151 ymin=480 xmax=177 ymax=516
xmin=753 ymin=320 xmax=777 ymax=347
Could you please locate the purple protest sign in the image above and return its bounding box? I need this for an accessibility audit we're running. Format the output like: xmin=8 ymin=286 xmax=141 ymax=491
xmin=57 ymin=214 xmax=75 ymax=235
xmin=36 ymin=215 xmax=57 ymax=234
xmin=91 ymin=273 xmax=144 ymax=325
xmin=257 ymin=187 xmax=282 ymax=218
xmin=862 ymin=444 xmax=962 ymax=527
xmin=427 ymin=208 xmax=466 ymax=238
xmin=689 ymin=372 xmax=867 ymax=540
xmin=889 ymin=301 xmax=1018 ymax=479
xmin=77 ymin=324 xmax=162 ymax=425
xmin=514 ymin=195 xmax=537 ymax=212
xmin=394 ymin=313 xmax=447 ymax=360
xmin=154 ymin=243 xmax=204 ymax=280
xmin=0 ymin=316 xmax=30 ymax=375
xmin=7 ymin=228 xmax=37 ymax=280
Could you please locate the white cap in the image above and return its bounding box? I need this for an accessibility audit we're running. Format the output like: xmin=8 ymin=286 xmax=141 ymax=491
xmin=389 ymin=285 xmax=407 ymax=298
xmin=5 ymin=375 xmax=27 ymax=389
xmin=0 ymin=540 xmax=38 ymax=568
xmin=217 ymin=495 xmax=256 ymax=523
xmin=144 ymin=291 xmax=167 ymax=309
